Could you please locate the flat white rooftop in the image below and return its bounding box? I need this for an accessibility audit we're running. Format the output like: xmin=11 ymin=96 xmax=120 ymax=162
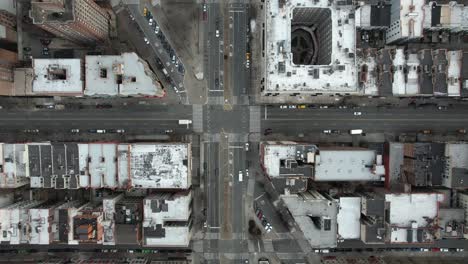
xmin=314 ymin=149 xmax=384 ymax=181
xmin=385 ymin=193 xmax=441 ymax=227
xmin=143 ymin=192 xmax=192 ymax=247
xmin=264 ymin=144 xmax=298 ymax=177
xmin=337 ymin=197 xmax=361 ymax=240
xmin=264 ymin=0 xmax=357 ymax=94
xmin=32 ymin=59 xmax=83 ymax=95
xmin=85 ymin=53 xmax=164 ymax=97
xmin=129 ymin=143 xmax=191 ymax=189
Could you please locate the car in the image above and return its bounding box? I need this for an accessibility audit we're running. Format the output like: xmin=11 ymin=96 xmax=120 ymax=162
xmin=129 ymin=14 xmax=135 ymax=20
xmin=96 ymin=104 xmax=112 ymax=109
xmin=148 ymin=18 xmax=153 ymax=25
xmin=155 ymin=25 xmax=160 ymax=34
xmin=264 ymin=128 xmax=273 ymax=136
xmin=245 ymin=169 xmax=249 ymax=178
xmin=280 ymin=105 xmax=288 ymax=109
xmin=215 ymin=29 xmax=220 ymax=38
xmin=175 ymin=60 xmax=179 ymax=68
xmin=265 ymin=223 xmax=272 ymax=233
xmin=298 ymin=105 xmax=306 ymax=109
xmin=144 ymin=37 xmax=150 ymax=44
xmin=319 ymin=105 xmax=328 ymax=109
xmin=422 ymin=130 xmax=432 ymax=134
xmin=143 ymin=7 xmax=148 ymax=16
xmin=89 ymin=129 xmax=106 ymax=133
xmin=215 ymin=78 xmax=219 ymax=87
xmin=323 ymin=130 xmax=332 ymax=134
xmin=42 ymin=47 xmax=49 ymax=56
xmin=246 ymin=60 xmax=250 ymax=69
xmin=245 ymin=142 xmax=249 ymax=151
xmin=338 ymin=105 xmax=347 ymax=109
xmin=288 ymin=105 xmax=297 ymax=109
xmin=354 ymin=111 xmax=362 ymax=116
xmin=23 ymin=129 xmax=39 ymax=133
xmin=437 ymin=105 xmax=447 ymax=110
xmin=165 ymin=129 xmax=174 ymax=134
xmin=203 ymin=4 xmax=207 ymax=12
xmin=70 ymin=129 xmax=80 ymax=133
xmin=203 ymin=221 xmax=207 ymax=228
xmin=332 ymin=130 xmax=341 ymax=134
xmin=458 ymin=129 xmax=466 ymax=134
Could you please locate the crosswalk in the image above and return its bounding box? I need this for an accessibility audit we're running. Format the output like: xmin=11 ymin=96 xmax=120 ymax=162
xmin=192 ymin=104 xmax=203 ymax=133
xmin=249 ymin=106 xmax=261 ymax=133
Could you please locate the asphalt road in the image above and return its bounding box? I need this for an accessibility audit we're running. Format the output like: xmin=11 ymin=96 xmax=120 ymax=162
xmin=229 ymin=2 xmax=249 ymax=104
xmin=126 ymin=4 xmax=186 ymax=100
xmin=262 ymin=106 xmax=468 ymax=134
xmin=206 ymin=2 xmax=224 ymax=102
xmin=0 ymin=106 xmax=192 ymax=135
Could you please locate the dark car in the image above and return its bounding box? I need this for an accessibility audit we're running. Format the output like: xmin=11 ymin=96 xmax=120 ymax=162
xmin=264 ymin=128 xmax=273 ymax=136
xmin=96 ymin=104 xmax=112 ymax=109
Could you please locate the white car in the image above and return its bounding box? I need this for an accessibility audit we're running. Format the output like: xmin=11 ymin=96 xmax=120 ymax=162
xmin=354 ymin=111 xmax=362 ymax=116
xmin=246 ymin=60 xmax=250 ymax=68
xmin=116 ymin=129 xmax=125 ymax=133
xmin=144 ymin=37 xmax=149 ymax=44
xmin=265 ymin=223 xmax=272 ymax=233
xmin=245 ymin=142 xmax=249 ymax=151
xmin=245 ymin=169 xmax=249 ymax=177
xmin=97 ymin=129 xmax=106 ymax=134
xmin=215 ymin=29 xmax=220 ymax=38
xmin=288 ymin=105 xmax=296 ymax=109
xmin=148 ymin=18 xmax=153 ymax=25
xmin=203 ymin=4 xmax=207 ymax=12
xmin=280 ymin=105 xmax=288 ymax=109
xmin=70 ymin=129 xmax=80 ymax=133
xmin=155 ymin=25 xmax=160 ymax=34
xmin=323 ymin=130 xmax=331 ymax=134
xmin=320 ymin=105 xmax=328 ymax=109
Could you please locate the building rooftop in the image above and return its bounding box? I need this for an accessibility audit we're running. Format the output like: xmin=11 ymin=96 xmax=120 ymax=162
xmin=127 ymin=143 xmax=191 ymax=189
xmin=32 ymin=58 xmax=83 ymax=95
xmin=337 ymin=196 xmax=361 ymax=240
xmin=314 ymin=148 xmax=385 ymax=181
xmin=1 ymin=142 xmax=192 ymax=190
xmin=444 ymin=143 xmax=468 ymax=188
xmin=85 ymin=53 xmax=164 ymax=97
xmin=281 ymin=190 xmax=338 ymax=248
xmin=264 ymin=0 xmax=357 ymax=94
xmin=142 ymin=191 xmax=192 ymax=247
xmin=30 ymin=0 xmax=74 ymax=24
xmin=385 ymin=193 xmax=441 ymax=228
xmin=0 ymin=143 xmax=29 ymax=188
xmin=261 ymin=142 xmax=316 ymax=178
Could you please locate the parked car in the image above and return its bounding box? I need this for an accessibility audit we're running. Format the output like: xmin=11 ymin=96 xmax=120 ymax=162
xmin=96 ymin=104 xmax=112 ymax=109
xmin=70 ymin=129 xmax=80 ymax=133
xmin=288 ymin=105 xmax=297 ymax=109
xmin=323 ymin=130 xmax=332 ymax=134
xmin=353 ymin=111 xmax=362 ymax=116
xmin=215 ymin=29 xmax=220 ymax=38
xmin=280 ymin=105 xmax=288 ymax=109
xmin=23 ymin=129 xmax=39 ymax=133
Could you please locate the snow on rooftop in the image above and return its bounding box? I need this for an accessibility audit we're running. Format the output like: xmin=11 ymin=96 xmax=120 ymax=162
xmin=130 ymin=143 xmax=191 ymax=189
xmin=385 ymin=193 xmax=441 ymax=227
xmin=88 ymin=143 xmax=117 ymax=188
xmin=314 ymin=149 xmax=384 ymax=181
xmin=263 ymin=144 xmax=299 ymax=178
xmin=32 ymin=59 xmax=83 ymax=95
xmin=337 ymin=197 xmax=361 ymax=240
xmin=447 ymin=50 xmax=462 ymax=97
xmin=29 ymin=208 xmax=52 ymax=244
xmin=445 ymin=143 xmax=468 ymax=169
xmin=0 ymin=143 xmax=29 ymax=188
xmin=85 ymin=53 xmax=163 ymax=97
xmin=392 ymin=49 xmax=406 ymax=95
xmin=387 ymin=0 xmax=425 ymax=43
xmin=143 ymin=192 xmax=192 ymax=247
xmin=264 ymin=0 xmax=357 ymax=94
xmin=358 ymin=50 xmax=378 ymax=95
